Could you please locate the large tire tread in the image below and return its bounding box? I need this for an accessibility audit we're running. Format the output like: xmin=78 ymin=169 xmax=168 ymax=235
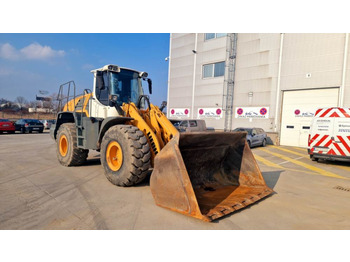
xmin=56 ymin=123 xmax=89 ymax=166
xmin=101 ymin=125 xmax=151 ymax=187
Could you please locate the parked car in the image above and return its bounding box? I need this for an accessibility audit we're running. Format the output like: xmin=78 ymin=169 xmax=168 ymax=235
xmin=40 ymin=119 xmax=56 ymax=129
xmin=233 ymin=127 xmax=267 ymax=147
xmin=0 ymin=118 xmax=15 ymax=134
xmin=15 ymin=119 xmax=44 ymax=133
xmin=169 ymin=119 xmax=207 ymax=132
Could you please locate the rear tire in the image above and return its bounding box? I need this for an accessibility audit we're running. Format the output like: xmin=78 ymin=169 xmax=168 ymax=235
xmin=247 ymin=140 xmax=251 ymax=148
xmin=262 ymin=138 xmax=266 ymax=147
xmin=101 ymin=125 xmax=151 ymax=187
xmin=311 ymin=156 xmax=318 ymax=162
xmin=56 ymin=123 xmax=89 ymax=166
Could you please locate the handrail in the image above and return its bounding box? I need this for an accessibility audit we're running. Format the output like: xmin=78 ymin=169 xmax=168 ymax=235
xmin=57 ymin=81 xmax=76 ymax=112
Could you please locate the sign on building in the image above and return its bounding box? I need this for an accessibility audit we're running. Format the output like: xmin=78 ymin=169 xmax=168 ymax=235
xmin=293 ymin=108 xmax=315 ymax=117
xmin=235 ymin=107 xmax=269 ymax=119
xmin=198 ymin=108 xmax=223 ymax=119
xmin=169 ymin=108 xmax=190 ymax=118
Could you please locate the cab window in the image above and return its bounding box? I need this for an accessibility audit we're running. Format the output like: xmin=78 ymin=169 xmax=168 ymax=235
xmin=95 ymin=72 xmax=110 ymax=106
xmin=189 ymin=121 xmax=197 ymax=127
xmin=180 ymin=121 xmax=188 ymax=127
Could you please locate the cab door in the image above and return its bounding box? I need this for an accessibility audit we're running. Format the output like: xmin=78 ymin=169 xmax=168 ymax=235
xmin=331 ymin=118 xmax=350 ymax=157
xmin=179 ymin=120 xmax=189 ymax=132
xmin=251 ymin=128 xmax=260 ymax=146
xmin=309 ymin=117 xmax=333 ymax=155
xmin=188 ymin=120 xmax=199 ymax=132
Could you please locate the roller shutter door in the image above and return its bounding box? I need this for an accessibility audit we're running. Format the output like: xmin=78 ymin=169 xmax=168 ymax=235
xmin=280 ymin=88 xmax=339 ymax=147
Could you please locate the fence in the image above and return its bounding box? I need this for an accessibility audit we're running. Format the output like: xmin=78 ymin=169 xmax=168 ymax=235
xmin=1 ymin=111 xmax=56 ymax=121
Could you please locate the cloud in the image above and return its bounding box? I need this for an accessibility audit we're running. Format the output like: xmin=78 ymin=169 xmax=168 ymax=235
xmin=0 ymin=42 xmax=65 ymax=61
xmin=0 ymin=43 xmax=19 ymax=60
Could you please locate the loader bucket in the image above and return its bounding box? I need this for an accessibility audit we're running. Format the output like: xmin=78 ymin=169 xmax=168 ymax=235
xmin=150 ymin=132 xmax=273 ymax=222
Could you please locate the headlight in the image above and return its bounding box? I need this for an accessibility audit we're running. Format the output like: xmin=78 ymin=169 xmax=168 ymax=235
xmin=102 ymin=65 xmax=120 ymax=72
xmin=139 ymin=72 xmax=148 ymax=78
xmin=109 ymin=94 xmax=118 ymax=101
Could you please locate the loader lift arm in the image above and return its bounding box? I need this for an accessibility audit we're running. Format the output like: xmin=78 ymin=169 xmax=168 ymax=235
xmin=121 ymin=98 xmax=179 ymax=165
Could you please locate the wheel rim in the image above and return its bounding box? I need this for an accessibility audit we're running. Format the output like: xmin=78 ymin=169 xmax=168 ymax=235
xmin=59 ymin=134 xmax=68 ymax=157
xmin=106 ymin=141 xmax=123 ymax=171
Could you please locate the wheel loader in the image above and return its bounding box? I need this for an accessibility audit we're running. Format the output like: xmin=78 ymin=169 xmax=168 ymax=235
xmin=51 ymin=64 xmax=273 ymax=222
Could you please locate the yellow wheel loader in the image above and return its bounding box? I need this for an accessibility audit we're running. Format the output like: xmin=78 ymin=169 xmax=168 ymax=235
xmin=51 ymin=64 xmax=273 ymax=222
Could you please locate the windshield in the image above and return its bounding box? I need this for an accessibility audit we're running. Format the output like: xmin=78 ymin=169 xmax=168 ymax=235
xmin=234 ymin=128 xmax=252 ymax=135
xmin=25 ymin=119 xmax=41 ymax=124
xmin=110 ymin=69 xmax=143 ymax=107
xmin=170 ymin=120 xmax=181 ymax=127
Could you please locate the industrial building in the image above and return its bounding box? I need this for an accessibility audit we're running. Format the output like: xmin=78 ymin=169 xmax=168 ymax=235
xmin=166 ymin=33 xmax=350 ymax=147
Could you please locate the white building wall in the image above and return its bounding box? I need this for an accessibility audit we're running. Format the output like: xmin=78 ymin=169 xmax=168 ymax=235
xmin=194 ymin=34 xmax=226 ymax=128
xmin=167 ymin=33 xmax=350 ymax=144
xmin=280 ymin=34 xmax=345 ymax=91
xmin=167 ymin=33 xmax=227 ymax=128
xmin=232 ymin=33 xmax=281 ymax=132
xmin=167 ymin=34 xmax=196 ymax=109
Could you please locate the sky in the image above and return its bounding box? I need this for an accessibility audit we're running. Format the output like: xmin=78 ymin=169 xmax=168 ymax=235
xmin=0 ymin=33 xmax=170 ymax=107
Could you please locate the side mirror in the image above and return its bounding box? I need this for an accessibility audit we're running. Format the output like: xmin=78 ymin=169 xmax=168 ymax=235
xmin=147 ymin=79 xmax=152 ymax=94
xmin=159 ymin=101 xmax=167 ymax=112
xmin=96 ymin=71 xmax=105 ymax=90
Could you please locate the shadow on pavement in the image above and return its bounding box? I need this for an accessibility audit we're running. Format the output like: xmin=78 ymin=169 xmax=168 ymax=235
xmin=319 ymin=159 xmax=350 ymax=167
xmin=262 ymin=170 xmax=283 ymax=189
xmin=208 ymin=171 xmax=283 ymax=224
xmin=134 ymin=170 xmax=153 ymax=188
xmin=84 ymin=158 xmax=101 ymax=166
xmin=266 ymin=136 xmax=274 ymax=145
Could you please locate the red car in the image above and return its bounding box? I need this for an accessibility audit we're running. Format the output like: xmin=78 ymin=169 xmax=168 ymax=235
xmin=0 ymin=119 xmax=15 ymax=134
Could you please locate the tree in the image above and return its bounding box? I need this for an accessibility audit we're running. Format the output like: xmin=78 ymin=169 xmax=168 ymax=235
xmin=15 ymin=96 xmax=28 ymax=110
xmin=0 ymin=98 xmax=11 ymax=110
xmin=28 ymin=100 xmax=39 ymax=108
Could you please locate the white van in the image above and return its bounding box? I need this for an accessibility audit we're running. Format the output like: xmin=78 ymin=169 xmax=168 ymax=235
xmin=308 ymin=107 xmax=350 ymax=162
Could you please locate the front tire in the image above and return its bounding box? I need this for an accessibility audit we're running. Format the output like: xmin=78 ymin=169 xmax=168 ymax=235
xmin=101 ymin=125 xmax=151 ymax=187
xmin=56 ymin=123 xmax=89 ymax=166
xmin=262 ymin=138 xmax=267 ymax=147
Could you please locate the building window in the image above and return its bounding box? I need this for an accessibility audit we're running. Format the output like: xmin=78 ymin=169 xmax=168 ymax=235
xmin=203 ymin=61 xmax=225 ymax=78
xmin=204 ymin=33 xmax=227 ymax=40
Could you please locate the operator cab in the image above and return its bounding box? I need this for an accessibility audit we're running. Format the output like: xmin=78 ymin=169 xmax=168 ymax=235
xmin=92 ymin=64 xmax=152 ymax=111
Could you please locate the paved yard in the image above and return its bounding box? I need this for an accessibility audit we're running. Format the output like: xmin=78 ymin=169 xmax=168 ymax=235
xmin=0 ymin=131 xmax=349 ymax=229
